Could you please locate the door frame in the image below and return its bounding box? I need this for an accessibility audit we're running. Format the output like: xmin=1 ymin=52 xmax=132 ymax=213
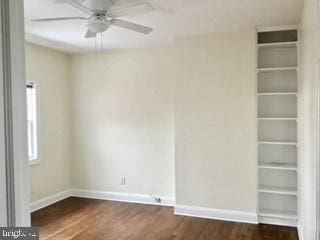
xmin=315 ymin=0 xmax=320 ymax=240
xmin=0 ymin=0 xmax=7 ymax=226
xmin=0 ymin=0 xmax=30 ymax=226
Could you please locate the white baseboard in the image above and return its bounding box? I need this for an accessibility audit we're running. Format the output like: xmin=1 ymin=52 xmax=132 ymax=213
xmin=30 ymin=189 xmax=72 ymax=212
xmin=71 ymin=189 xmax=175 ymax=207
xmin=298 ymin=222 xmax=304 ymax=240
xmin=174 ymin=204 xmax=258 ymax=224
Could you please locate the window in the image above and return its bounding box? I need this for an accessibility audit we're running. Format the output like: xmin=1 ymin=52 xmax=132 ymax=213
xmin=26 ymin=82 xmax=38 ymax=162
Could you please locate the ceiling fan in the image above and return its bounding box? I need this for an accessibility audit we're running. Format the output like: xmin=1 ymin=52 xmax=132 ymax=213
xmin=31 ymin=0 xmax=154 ymax=38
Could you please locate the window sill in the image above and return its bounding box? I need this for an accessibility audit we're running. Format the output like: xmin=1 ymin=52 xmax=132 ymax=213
xmin=29 ymin=159 xmax=40 ymax=166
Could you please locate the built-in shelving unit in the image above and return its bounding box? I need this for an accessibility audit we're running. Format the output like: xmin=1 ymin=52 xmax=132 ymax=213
xmin=257 ymin=29 xmax=298 ymax=227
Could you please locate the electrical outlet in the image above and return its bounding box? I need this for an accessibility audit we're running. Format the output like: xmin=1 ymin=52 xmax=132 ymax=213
xmin=120 ymin=176 xmax=126 ymax=185
xmin=151 ymin=195 xmax=162 ymax=203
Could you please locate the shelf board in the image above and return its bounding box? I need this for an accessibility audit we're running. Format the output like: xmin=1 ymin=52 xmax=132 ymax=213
xmin=257 ymin=92 xmax=298 ymax=96
xmin=257 ymin=67 xmax=298 ymax=73
xmin=258 ymin=141 xmax=297 ymax=146
xmin=257 ymin=118 xmax=297 ymax=121
xmin=259 ymin=185 xmax=297 ymax=196
xmin=258 ymin=163 xmax=297 ymax=171
xmin=258 ymin=42 xmax=297 ymax=49
xmin=259 ymin=209 xmax=298 ymax=220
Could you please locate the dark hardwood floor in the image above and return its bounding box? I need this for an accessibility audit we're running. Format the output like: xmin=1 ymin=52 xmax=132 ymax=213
xmin=32 ymin=197 xmax=298 ymax=240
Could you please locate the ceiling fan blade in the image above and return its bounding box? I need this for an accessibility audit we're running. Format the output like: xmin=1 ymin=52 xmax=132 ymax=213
xmin=85 ymin=29 xmax=97 ymax=38
xmin=110 ymin=19 xmax=153 ymax=34
xmin=31 ymin=17 xmax=88 ymax=22
xmin=55 ymin=0 xmax=93 ymax=15
xmin=108 ymin=2 xmax=153 ymax=18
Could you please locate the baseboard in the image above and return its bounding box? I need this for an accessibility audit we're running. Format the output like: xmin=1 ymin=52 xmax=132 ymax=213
xmin=30 ymin=189 xmax=72 ymax=212
xmin=174 ymin=204 xmax=258 ymax=224
xmin=298 ymin=222 xmax=304 ymax=240
xmin=71 ymin=189 xmax=175 ymax=207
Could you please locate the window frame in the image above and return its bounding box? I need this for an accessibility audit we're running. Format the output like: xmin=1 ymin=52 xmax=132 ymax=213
xmin=26 ymin=80 xmax=41 ymax=166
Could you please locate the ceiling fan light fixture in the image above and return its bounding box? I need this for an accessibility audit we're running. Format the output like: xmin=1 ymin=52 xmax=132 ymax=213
xmin=87 ymin=19 xmax=111 ymax=33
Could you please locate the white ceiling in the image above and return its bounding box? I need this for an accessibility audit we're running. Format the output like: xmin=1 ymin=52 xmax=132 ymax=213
xmin=24 ymin=0 xmax=303 ymax=53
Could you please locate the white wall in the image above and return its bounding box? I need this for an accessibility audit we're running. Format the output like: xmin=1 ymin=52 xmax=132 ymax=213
xmin=70 ymin=47 xmax=175 ymax=197
xmin=299 ymin=0 xmax=318 ymax=238
xmin=174 ymin=30 xmax=257 ymax=212
xmin=26 ymin=43 xmax=72 ymax=202
xmin=70 ymin=30 xmax=257 ymax=212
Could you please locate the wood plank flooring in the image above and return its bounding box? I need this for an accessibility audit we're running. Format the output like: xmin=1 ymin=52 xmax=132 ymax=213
xmin=31 ymin=197 xmax=298 ymax=240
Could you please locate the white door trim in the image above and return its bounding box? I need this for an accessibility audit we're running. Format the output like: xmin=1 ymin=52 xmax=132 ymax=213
xmin=0 ymin=0 xmax=30 ymax=227
xmin=0 ymin=0 xmax=7 ymax=226
xmin=9 ymin=0 xmax=30 ymax=227
xmin=317 ymin=0 xmax=320 ymax=239
xmin=317 ymin=0 xmax=320 ymax=238
xmin=2 ymin=0 xmax=17 ymax=226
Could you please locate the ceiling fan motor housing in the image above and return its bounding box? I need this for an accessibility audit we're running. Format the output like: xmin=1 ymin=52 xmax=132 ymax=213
xmin=87 ymin=18 xmax=111 ymax=33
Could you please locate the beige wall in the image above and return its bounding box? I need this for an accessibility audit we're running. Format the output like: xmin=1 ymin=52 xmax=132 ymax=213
xmin=27 ymin=29 xmax=257 ymax=213
xmin=26 ymin=43 xmax=72 ymax=202
xmin=174 ymin=30 xmax=257 ymax=211
xmin=299 ymin=0 xmax=318 ymax=238
xmin=70 ymin=47 xmax=176 ymax=197
xmin=70 ymin=29 xmax=257 ymax=211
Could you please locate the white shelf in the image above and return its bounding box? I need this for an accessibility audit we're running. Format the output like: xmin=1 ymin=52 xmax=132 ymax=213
xmin=258 ymin=141 xmax=297 ymax=146
xmin=258 ymin=118 xmax=297 ymax=121
xmin=257 ymin=67 xmax=298 ymax=73
xmin=258 ymin=163 xmax=297 ymax=171
xmin=259 ymin=208 xmax=297 ymax=220
xmin=258 ymin=42 xmax=297 ymax=49
xmin=258 ymin=215 xmax=297 ymax=227
xmin=258 ymin=185 xmax=297 ymax=196
xmin=257 ymin=92 xmax=297 ymax=96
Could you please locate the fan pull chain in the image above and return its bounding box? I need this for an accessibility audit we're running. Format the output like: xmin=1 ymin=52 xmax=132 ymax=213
xmin=100 ymin=33 xmax=103 ymax=53
xmin=95 ymin=35 xmax=98 ymax=57
xmin=94 ymin=33 xmax=104 ymax=57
